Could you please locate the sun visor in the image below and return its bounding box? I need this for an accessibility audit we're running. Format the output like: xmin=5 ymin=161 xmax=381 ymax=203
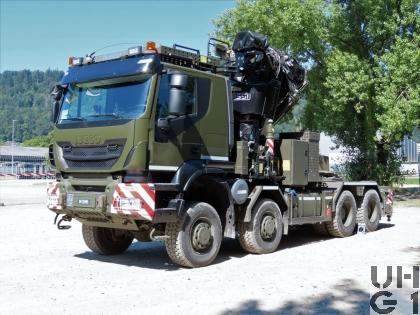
xmin=60 ymin=54 xmax=160 ymax=85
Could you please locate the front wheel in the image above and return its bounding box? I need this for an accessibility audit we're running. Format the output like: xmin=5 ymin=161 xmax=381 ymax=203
xmin=165 ymin=202 xmax=222 ymax=268
xmin=82 ymin=225 xmax=133 ymax=255
xmin=238 ymin=199 xmax=283 ymax=254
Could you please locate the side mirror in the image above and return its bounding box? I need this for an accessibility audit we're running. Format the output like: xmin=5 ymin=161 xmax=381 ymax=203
xmin=50 ymin=85 xmax=65 ymax=123
xmin=51 ymin=85 xmax=64 ymax=101
xmin=168 ymin=74 xmax=188 ymax=116
xmin=52 ymin=101 xmax=60 ymax=123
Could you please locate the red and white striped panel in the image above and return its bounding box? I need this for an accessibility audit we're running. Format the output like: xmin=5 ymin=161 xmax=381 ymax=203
xmin=266 ymin=138 xmax=274 ymax=155
xmin=111 ymin=183 xmax=156 ymax=220
xmin=47 ymin=182 xmax=62 ymax=210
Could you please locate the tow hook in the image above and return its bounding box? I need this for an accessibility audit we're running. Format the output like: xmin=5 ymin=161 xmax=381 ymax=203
xmin=54 ymin=214 xmax=72 ymax=230
xmin=149 ymin=228 xmax=169 ymax=241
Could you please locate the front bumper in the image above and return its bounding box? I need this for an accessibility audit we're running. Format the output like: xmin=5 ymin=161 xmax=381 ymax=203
xmin=47 ymin=180 xmax=156 ymax=219
xmin=47 ymin=180 xmax=181 ymax=225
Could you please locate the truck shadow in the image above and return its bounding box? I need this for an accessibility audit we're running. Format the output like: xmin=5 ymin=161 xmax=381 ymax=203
xmin=74 ymin=239 xmax=247 ymax=271
xmin=220 ymin=278 xmax=370 ymax=315
xmin=377 ymin=222 xmax=395 ymax=230
xmin=74 ymin=222 xmax=395 ymax=270
xmin=278 ymin=222 xmax=394 ymax=251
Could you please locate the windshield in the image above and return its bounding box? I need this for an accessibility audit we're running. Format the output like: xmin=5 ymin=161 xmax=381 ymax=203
xmin=58 ymin=77 xmax=151 ymax=124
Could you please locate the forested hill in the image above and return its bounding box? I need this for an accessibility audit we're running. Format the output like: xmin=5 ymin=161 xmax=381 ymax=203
xmin=0 ymin=70 xmax=64 ymax=142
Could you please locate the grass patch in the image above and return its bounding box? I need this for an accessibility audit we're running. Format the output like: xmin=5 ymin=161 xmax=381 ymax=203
xmin=394 ymin=199 xmax=420 ymax=208
xmin=403 ymin=177 xmax=420 ymax=185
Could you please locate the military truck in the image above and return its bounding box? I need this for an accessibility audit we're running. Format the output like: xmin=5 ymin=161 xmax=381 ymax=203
xmin=47 ymin=31 xmax=393 ymax=268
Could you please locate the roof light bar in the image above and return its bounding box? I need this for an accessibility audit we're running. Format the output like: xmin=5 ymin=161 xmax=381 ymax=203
xmin=66 ymin=40 xmax=222 ymax=71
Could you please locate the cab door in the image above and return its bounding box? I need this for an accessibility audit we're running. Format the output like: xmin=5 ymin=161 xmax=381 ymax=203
xmin=149 ymin=70 xmax=211 ymax=170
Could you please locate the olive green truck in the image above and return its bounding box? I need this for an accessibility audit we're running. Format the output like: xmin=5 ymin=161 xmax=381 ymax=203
xmin=47 ymin=31 xmax=393 ymax=267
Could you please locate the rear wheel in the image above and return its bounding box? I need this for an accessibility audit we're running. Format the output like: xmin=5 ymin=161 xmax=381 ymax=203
xmin=238 ymin=199 xmax=283 ymax=254
xmin=82 ymin=225 xmax=133 ymax=255
xmin=165 ymin=202 xmax=222 ymax=268
xmin=357 ymin=189 xmax=381 ymax=232
xmin=325 ymin=190 xmax=357 ymax=237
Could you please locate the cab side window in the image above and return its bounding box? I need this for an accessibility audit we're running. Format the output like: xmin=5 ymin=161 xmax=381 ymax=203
xmin=156 ymin=72 xmax=196 ymax=119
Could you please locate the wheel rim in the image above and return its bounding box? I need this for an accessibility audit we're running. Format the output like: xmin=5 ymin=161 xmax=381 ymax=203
xmin=260 ymin=213 xmax=277 ymax=241
xmin=191 ymin=219 xmax=213 ymax=253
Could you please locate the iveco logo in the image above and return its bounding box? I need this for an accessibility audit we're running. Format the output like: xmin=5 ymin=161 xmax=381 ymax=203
xmin=75 ymin=135 xmax=102 ymax=145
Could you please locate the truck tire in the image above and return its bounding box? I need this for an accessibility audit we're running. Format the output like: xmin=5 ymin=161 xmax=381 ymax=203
xmin=313 ymin=223 xmax=330 ymax=236
xmin=325 ymin=190 xmax=357 ymax=238
xmin=165 ymin=202 xmax=222 ymax=268
xmin=238 ymin=199 xmax=283 ymax=254
xmin=357 ymin=189 xmax=381 ymax=232
xmin=82 ymin=225 xmax=133 ymax=255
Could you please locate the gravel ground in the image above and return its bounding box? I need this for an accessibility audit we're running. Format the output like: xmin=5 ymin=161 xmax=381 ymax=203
xmin=0 ymin=180 xmax=419 ymax=315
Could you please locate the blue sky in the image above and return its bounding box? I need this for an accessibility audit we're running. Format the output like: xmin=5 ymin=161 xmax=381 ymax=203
xmin=0 ymin=0 xmax=234 ymax=71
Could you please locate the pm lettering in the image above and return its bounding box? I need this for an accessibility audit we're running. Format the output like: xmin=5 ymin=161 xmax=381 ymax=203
xmin=371 ymin=266 xmax=420 ymax=314
xmin=370 ymin=291 xmax=397 ymax=314
xmin=372 ymin=266 xmax=420 ymax=289
xmin=372 ymin=266 xmax=393 ymax=289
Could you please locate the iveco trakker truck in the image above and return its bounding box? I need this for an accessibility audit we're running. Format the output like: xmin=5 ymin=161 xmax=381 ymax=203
xmin=47 ymin=31 xmax=393 ymax=267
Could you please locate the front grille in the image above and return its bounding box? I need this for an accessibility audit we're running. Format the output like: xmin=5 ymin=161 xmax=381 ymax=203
xmin=58 ymin=139 xmax=126 ymax=169
xmin=66 ymin=159 xmax=117 ymax=168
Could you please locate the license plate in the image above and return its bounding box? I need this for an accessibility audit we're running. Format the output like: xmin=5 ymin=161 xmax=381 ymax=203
xmin=120 ymin=198 xmax=141 ymax=210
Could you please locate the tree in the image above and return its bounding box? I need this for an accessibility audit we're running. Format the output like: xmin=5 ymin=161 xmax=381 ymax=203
xmin=0 ymin=69 xmax=63 ymax=143
xmin=214 ymin=0 xmax=419 ymax=184
xmin=22 ymin=131 xmax=54 ymax=147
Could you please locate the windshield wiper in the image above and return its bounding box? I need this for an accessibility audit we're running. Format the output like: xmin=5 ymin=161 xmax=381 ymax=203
xmin=87 ymin=113 xmax=121 ymax=119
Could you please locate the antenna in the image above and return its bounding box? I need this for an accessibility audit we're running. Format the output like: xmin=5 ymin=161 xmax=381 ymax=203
xmin=87 ymin=42 xmax=142 ymax=58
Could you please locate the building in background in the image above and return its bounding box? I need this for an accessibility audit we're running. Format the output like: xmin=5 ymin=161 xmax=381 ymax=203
xmin=397 ymin=135 xmax=418 ymax=163
xmin=0 ymin=144 xmax=53 ymax=178
xmin=397 ymin=136 xmax=419 ymax=176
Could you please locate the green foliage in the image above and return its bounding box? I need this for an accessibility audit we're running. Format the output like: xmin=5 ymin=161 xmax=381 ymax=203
xmin=275 ymin=98 xmax=306 ymax=133
xmin=412 ymin=127 xmax=420 ymax=143
xmin=22 ymin=131 xmax=54 ymax=147
xmin=214 ymin=0 xmax=419 ymax=184
xmin=403 ymin=177 xmax=420 ymax=185
xmin=375 ymin=36 xmax=420 ymax=144
xmin=0 ymin=69 xmax=63 ymax=142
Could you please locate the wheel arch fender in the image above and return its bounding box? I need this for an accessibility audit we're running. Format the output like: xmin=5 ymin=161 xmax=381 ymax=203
xmin=172 ymin=162 xmax=232 ymax=235
xmin=171 ymin=160 xmax=225 ymax=192
xmin=244 ymin=186 xmax=288 ymax=223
